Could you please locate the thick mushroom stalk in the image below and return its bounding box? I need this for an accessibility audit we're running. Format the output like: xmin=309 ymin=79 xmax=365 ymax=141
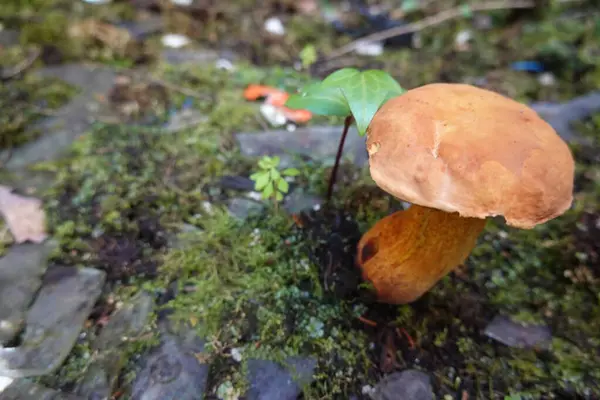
xmin=356 ymin=204 xmax=486 ymax=304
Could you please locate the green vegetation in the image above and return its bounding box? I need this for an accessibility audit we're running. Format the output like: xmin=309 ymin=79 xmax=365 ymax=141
xmin=250 ymin=156 xmax=299 ymax=205
xmin=0 ymin=74 xmax=77 ymax=150
xmin=3 ymin=0 xmax=599 ymax=398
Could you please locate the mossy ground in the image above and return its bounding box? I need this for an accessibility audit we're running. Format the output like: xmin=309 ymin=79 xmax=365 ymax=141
xmin=2 ymin=0 xmax=600 ymax=399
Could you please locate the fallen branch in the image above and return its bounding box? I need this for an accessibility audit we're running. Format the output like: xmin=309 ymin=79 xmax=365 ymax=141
xmin=325 ymin=0 xmax=535 ymax=60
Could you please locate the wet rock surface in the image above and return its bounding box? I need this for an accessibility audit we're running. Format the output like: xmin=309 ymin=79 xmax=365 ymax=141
xmin=0 ymin=267 xmax=105 ymax=378
xmin=0 ymin=378 xmax=83 ymax=400
xmin=130 ymin=327 xmax=209 ymax=400
xmin=531 ymin=91 xmax=600 ymax=143
xmin=227 ymin=198 xmax=265 ymax=220
xmin=0 ymin=241 xmax=56 ymax=345
xmin=283 ymin=191 xmax=322 ymax=214
xmin=246 ymin=357 xmax=317 ymax=400
xmin=162 ymin=49 xmax=221 ymax=66
xmin=484 ymin=315 xmax=552 ymax=349
xmin=2 ymin=64 xmax=116 ymax=172
xmin=235 ymin=125 xmax=368 ymax=168
xmin=76 ymin=292 xmax=154 ymax=399
xmin=373 ymin=370 xmax=434 ymax=400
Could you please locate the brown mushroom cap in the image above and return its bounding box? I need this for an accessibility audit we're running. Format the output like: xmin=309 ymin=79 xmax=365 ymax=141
xmin=366 ymin=83 xmax=575 ymax=229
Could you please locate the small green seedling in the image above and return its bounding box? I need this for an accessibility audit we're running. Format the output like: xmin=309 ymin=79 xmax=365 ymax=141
xmin=299 ymin=44 xmax=318 ymax=69
xmin=285 ymin=67 xmax=405 ymax=200
xmin=250 ymin=155 xmax=300 ymax=206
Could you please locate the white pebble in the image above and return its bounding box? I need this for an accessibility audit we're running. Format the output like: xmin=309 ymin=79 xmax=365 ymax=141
xmin=260 ymin=103 xmax=287 ymax=127
xmin=231 ymin=347 xmax=243 ymax=362
xmin=354 ymin=40 xmax=384 ymax=56
xmin=216 ymin=58 xmax=235 ymax=71
xmin=538 ymin=72 xmax=556 ymax=86
xmin=161 ymin=33 xmax=191 ymax=48
xmin=264 ymin=17 xmax=285 ymax=36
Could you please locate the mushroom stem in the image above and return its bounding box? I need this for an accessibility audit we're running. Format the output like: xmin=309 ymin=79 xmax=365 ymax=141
xmin=356 ymin=204 xmax=486 ymax=304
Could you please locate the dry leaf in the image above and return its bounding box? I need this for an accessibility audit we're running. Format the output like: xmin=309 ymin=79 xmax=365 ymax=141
xmin=0 ymin=185 xmax=47 ymax=244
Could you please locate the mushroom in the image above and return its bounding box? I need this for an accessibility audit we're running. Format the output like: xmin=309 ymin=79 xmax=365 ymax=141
xmin=356 ymin=83 xmax=575 ymax=304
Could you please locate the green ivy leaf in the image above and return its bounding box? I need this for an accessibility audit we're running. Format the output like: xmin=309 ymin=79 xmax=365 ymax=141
xmin=277 ymin=179 xmax=289 ymax=193
xmin=340 ymin=70 xmax=405 ymax=135
xmin=282 ymin=168 xmax=300 ymax=176
xmin=275 ymin=191 xmax=284 ymax=202
xmin=285 ymin=83 xmax=350 ymax=116
xmin=286 ymin=68 xmax=404 ymax=132
xmin=321 ymin=68 xmax=360 ymax=88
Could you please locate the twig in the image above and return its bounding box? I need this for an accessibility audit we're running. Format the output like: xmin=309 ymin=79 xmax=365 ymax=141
xmin=326 ymin=0 xmax=535 ymax=60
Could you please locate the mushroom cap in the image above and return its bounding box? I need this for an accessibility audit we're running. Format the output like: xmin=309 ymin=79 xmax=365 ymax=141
xmin=366 ymin=83 xmax=575 ymax=229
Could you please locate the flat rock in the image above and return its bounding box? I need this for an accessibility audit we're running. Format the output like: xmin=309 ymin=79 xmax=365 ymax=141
xmin=484 ymin=315 xmax=552 ymax=349
xmin=235 ymin=125 xmax=368 ymax=168
xmin=227 ymin=198 xmax=265 ymax=220
xmin=76 ymin=292 xmax=154 ymax=399
xmin=373 ymin=370 xmax=433 ymax=400
xmin=130 ymin=329 xmax=209 ymax=400
xmin=118 ymin=16 xmax=164 ymax=40
xmin=283 ymin=191 xmax=322 ymax=214
xmin=0 ymin=267 xmax=105 ymax=378
xmin=0 ymin=241 xmax=56 ymax=345
xmin=0 ymin=378 xmax=83 ymax=400
xmin=162 ymin=49 xmax=220 ymax=66
xmin=164 ymin=109 xmax=207 ymax=133
xmin=2 ymin=64 xmax=116 ymax=172
xmin=219 ymin=175 xmax=256 ymax=191
xmin=0 ymin=29 xmax=20 ymax=47
xmin=246 ymin=357 xmax=317 ymax=400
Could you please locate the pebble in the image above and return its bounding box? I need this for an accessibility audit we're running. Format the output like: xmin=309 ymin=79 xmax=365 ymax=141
xmin=373 ymin=370 xmax=433 ymax=400
xmin=484 ymin=315 xmax=552 ymax=349
xmin=0 ymin=267 xmax=105 ymax=378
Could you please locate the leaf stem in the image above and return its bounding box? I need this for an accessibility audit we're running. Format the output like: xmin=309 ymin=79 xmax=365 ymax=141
xmin=326 ymin=115 xmax=354 ymax=202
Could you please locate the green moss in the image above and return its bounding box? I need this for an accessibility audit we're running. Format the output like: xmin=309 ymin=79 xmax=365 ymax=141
xmin=160 ymin=208 xmax=373 ymax=398
xmin=0 ymin=74 xmax=77 ymax=150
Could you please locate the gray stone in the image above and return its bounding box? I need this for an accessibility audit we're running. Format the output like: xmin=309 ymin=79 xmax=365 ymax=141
xmin=0 ymin=267 xmax=106 ymax=378
xmin=0 ymin=241 xmax=56 ymax=345
xmin=167 ymin=224 xmax=203 ymax=249
xmin=484 ymin=315 xmax=552 ymax=349
xmin=227 ymin=198 xmax=265 ymax=220
xmin=373 ymin=370 xmax=433 ymax=400
xmin=162 ymin=49 xmax=220 ymax=66
xmin=76 ymin=292 xmax=154 ymax=400
xmin=235 ymin=125 xmax=368 ymax=168
xmin=130 ymin=330 xmax=209 ymax=400
xmin=94 ymin=292 xmax=154 ymax=351
xmin=118 ymin=16 xmax=164 ymax=40
xmin=2 ymin=64 xmax=116 ymax=171
xmin=0 ymin=378 xmax=83 ymax=400
xmin=531 ymin=91 xmax=600 ymax=144
xmin=246 ymin=357 xmax=317 ymax=400
xmin=283 ymin=191 xmax=322 ymax=214
xmin=164 ymin=109 xmax=207 ymax=133
xmin=0 ymin=29 xmax=20 ymax=47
